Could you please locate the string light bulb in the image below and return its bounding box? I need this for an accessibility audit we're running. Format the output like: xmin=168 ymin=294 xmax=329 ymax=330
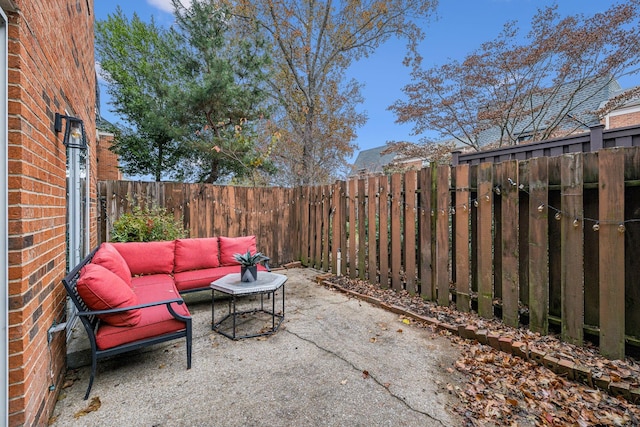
xmin=618 ymin=224 xmax=626 ymax=233
xmin=485 ymin=195 xmax=490 ymax=202
xmin=474 ymin=200 xmax=479 ymax=208
xmin=573 ymin=219 xmax=579 ymax=228
xmin=593 ymin=223 xmax=600 ymax=232
xmin=538 ymin=204 xmax=545 ymax=212
xmin=555 ymin=212 xmax=562 ymax=220
xmin=494 ymin=185 xmax=501 ymax=195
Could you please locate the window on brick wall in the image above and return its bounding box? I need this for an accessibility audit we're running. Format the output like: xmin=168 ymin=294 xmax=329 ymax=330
xmin=66 ymin=141 xmax=89 ymax=330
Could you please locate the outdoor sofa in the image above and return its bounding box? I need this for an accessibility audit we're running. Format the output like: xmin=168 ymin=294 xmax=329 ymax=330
xmin=62 ymin=235 xmax=269 ymax=399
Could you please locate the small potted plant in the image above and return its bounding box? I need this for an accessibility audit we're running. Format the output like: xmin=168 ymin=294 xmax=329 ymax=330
xmin=233 ymin=250 xmax=269 ymax=282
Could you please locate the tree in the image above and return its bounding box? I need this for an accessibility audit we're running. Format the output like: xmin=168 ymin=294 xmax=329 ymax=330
xmin=171 ymin=0 xmax=274 ymax=183
xmin=96 ymin=3 xmax=274 ymax=183
xmin=390 ymin=2 xmax=640 ymax=151
xmin=96 ymin=8 xmax=189 ymax=181
xmin=229 ymin=0 xmax=438 ymax=186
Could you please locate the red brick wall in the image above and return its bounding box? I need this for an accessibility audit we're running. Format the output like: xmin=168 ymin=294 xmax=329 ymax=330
xmin=7 ymin=1 xmax=96 ymax=425
xmin=607 ymin=109 xmax=640 ymax=129
xmin=97 ymin=131 xmax=122 ymax=181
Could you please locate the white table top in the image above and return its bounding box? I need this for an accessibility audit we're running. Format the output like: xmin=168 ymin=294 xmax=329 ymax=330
xmin=210 ymin=272 xmax=287 ymax=295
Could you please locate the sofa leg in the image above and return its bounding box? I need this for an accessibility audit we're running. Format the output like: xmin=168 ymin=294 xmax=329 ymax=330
xmin=85 ymin=355 xmax=97 ymax=400
xmin=186 ymin=319 xmax=192 ymax=370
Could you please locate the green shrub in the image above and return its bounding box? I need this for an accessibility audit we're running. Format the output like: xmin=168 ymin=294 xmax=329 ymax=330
xmin=110 ymin=205 xmax=187 ymax=242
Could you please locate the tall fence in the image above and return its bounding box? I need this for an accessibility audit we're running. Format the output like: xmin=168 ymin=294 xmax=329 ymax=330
xmin=99 ymin=146 xmax=640 ymax=359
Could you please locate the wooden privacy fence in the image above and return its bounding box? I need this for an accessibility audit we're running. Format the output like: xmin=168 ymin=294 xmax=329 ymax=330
xmin=99 ymin=146 xmax=640 ymax=359
xmin=98 ymin=180 xmax=302 ymax=267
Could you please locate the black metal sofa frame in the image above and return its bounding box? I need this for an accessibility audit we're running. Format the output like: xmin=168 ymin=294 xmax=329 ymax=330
xmin=62 ymin=247 xmax=192 ymax=400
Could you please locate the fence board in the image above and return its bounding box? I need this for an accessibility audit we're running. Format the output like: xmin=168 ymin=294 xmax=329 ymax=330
xmin=455 ymin=164 xmax=471 ymax=312
xmin=528 ymin=157 xmax=550 ymax=334
xmin=390 ymin=173 xmax=403 ymax=291
xmin=418 ymin=167 xmax=434 ymax=300
xmin=368 ymin=176 xmax=378 ymax=282
xmin=518 ymin=163 xmax=530 ymax=306
xmin=358 ymin=179 xmax=367 ymax=279
xmin=314 ymin=186 xmax=322 ymax=269
xmin=477 ymin=163 xmax=494 ymax=318
xmin=322 ymin=185 xmax=330 ymax=271
xmin=436 ymin=166 xmax=450 ymax=306
xmin=301 ymin=186 xmax=311 ymax=265
xmin=405 ymin=171 xmax=417 ymax=293
xmin=497 ymin=161 xmax=520 ymax=327
xmin=561 ymin=154 xmax=584 ymax=346
xmin=599 ymin=149 xmax=626 ymax=359
xmin=332 ymin=181 xmax=346 ymax=275
xmin=379 ymin=176 xmax=390 ymax=287
xmin=348 ymin=179 xmax=357 ymax=278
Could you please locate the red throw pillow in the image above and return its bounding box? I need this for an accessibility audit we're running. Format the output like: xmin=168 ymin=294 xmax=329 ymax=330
xmin=174 ymin=238 xmax=220 ymax=272
xmin=219 ymin=236 xmax=257 ymax=266
xmin=111 ymin=241 xmax=175 ymax=275
xmin=91 ymin=243 xmax=132 ymax=287
xmin=77 ymin=263 xmax=141 ymax=327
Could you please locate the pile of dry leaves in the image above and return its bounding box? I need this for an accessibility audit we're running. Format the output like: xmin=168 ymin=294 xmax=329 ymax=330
xmin=325 ymin=275 xmax=640 ymax=426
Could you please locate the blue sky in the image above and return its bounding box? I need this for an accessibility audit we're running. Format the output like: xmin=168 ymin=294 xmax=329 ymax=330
xmin=94 ymin=0 xmax=637 ymax=163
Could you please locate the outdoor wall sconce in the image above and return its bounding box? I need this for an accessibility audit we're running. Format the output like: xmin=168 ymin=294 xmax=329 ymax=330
xmin=54 ymin=113 xmax=87 ymax=149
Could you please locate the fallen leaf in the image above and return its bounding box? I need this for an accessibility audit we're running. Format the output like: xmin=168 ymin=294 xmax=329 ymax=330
xmin=74 ymin=397 xmax=101 ymax=418
xmin=340 ymin=379 xmax=348 ymax=385
xmin=402 ymin=318 xmax=411 ymax=325
xmin=397 ymin=329 xmax=403 ymax=333
xmin=369 ymin=337 xmax=377 ymax=343
xmin=362 ymin=370 xmax=369 ymax=379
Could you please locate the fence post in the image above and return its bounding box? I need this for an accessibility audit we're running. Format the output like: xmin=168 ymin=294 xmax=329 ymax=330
xmin=590 ymin=124 xmax=605 ymax=152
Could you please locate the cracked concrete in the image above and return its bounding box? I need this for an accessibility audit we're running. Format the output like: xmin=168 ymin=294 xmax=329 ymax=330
xmin=50 ymin=268 xmax=464 ymax=426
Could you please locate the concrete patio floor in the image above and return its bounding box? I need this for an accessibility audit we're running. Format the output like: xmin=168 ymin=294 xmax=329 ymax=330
xmin=50 ymin=268 xmax=464 ymax=426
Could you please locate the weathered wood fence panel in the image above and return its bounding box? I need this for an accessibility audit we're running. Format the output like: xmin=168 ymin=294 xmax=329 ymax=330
xmin=98 ymin=146 xmax=640 ymax=357
xmin=599 ymin=149 xmax=626 ymax=359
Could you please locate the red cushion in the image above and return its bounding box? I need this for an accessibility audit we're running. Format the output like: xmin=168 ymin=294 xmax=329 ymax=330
xmin=91 ymin=243 xmax=132 ymax=287
xmin=218 ymin=236 xmax=257 ymax=266
xmin=111 ymin=241 xmax=175 ymax=275
xmin=174 ymin=266 xmax=238 ymax=292
xmin=95 ymin=281 xmax=190 ymax=350
xmin=131 ymin=274 xmax=175 ymax=290
xmin=174 ymin=238 xmax=220 ymax=272
xmin=77 ymin=264 xmax=141 ymax=327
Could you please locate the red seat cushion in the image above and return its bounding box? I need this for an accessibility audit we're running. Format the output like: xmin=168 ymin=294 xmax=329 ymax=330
xmin=218 ymin=236 xmax=257 ymax=266
xmin=91 ymin=242 xmax=132 ymax=286
xmin=173 ymin=266 xmax=252 ymax=292
xmin=131 ymin=274 xmax=175 ymax=290
xmin=111 ymin=241 xmax=175 ymax=275
xmin=174 ymin=237 xmax=220 ymax=272
xmin=77 ymin=264 xmax=141 ymax=327
xmin=95 ymin=281 xmax=190 ymax=350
